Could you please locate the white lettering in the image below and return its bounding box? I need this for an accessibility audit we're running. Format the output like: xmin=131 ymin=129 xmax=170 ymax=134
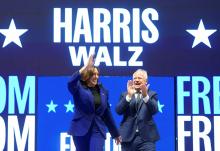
xmin=7 ymin=116 xmax=35 ymax=151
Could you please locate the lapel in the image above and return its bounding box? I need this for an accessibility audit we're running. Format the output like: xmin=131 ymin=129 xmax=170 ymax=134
xmin=99 ymin=88 xmax=105 ymax=107
xmin=137 ymin=98 xmax=144 ymax=112
xmin=136 ymin=89 xmax=151 ymax=112
xmin=131 ymin=95 xmax=136 ymax=106
xmin=87 ymin=89 xmax=95 ymax=111
xmin=95 ymin=85 xmax=106 ymax=114
xmin=131 ymin=94 xmax=143 ymax=112
xmin=81 ymin=81 xmax=96 ymax=111
xmin=80 ymin=81 xmax=107 ymax=113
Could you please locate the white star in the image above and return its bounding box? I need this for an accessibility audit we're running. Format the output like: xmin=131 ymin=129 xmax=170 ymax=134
xmin=64 ymin=100 xmax=74 ymax=113
xmin=186 ymin=19 xmax=217 ymax=48
xmin=157 ymin=100 xmax=164 ymax=113
xmin=46 ymin=100 xmax=58 ymax=113
xmin=0 ymin=19 xmax=28 ymax=48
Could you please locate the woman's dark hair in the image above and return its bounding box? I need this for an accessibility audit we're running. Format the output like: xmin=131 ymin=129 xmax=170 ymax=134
xmin=81 ymin=66 xmax=99 ymax=82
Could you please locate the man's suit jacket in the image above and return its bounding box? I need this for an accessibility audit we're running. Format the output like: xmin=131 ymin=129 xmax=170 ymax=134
xmin=67 ymin=71 xmax=119 ymax=139
xmin=116 ymin=90 xmax=160 ymax=142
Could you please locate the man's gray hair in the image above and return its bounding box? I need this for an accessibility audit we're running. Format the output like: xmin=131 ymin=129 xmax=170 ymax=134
xmin=133 ymin=69 xmax=148 ymax=80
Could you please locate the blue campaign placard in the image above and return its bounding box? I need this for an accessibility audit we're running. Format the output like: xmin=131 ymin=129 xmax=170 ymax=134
xmin=37 ymin=76 xmax=174 ymax=151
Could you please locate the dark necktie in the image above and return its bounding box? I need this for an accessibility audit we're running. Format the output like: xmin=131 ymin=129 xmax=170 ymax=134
xmin=136 ymin=93 xmax=141 ymax=111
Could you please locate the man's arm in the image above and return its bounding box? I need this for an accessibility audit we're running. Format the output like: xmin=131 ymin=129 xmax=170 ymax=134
xmin=116 ymin=80 xmax=136 ymax=115
xmin=115 ymin=93 xmax=130 ymax=115
xmin=140 ymin=83 xmax=158 ymax=115
xmin=145 ymin=92 xmax=159 ymax=115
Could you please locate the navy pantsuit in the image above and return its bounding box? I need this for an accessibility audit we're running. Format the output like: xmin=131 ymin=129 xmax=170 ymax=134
xmin=67 ymin=71 xmax=119 ymax=151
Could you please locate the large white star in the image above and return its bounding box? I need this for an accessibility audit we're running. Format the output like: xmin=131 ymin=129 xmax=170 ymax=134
xmin=186 ymin=19 xmax=217 ymax=48
xmin=64 ymin=100 xmax=74 ymax=113
xmin=0 ymin=19 xmax=28 ymax=48
xmin=46 ymin=100 xmax=58 ymax=113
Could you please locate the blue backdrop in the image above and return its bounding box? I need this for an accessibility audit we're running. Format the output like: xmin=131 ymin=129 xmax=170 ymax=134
xmin=38 ymin=76 xmax=174 ymax=151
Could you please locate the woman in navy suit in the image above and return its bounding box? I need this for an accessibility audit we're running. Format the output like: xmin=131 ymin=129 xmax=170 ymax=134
xmin=67 ymin=55 xmax=121 ymax=151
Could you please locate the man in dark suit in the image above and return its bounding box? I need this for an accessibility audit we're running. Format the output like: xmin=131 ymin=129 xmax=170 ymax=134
xmin=116 ymin=69 xmax=160 ymax=151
